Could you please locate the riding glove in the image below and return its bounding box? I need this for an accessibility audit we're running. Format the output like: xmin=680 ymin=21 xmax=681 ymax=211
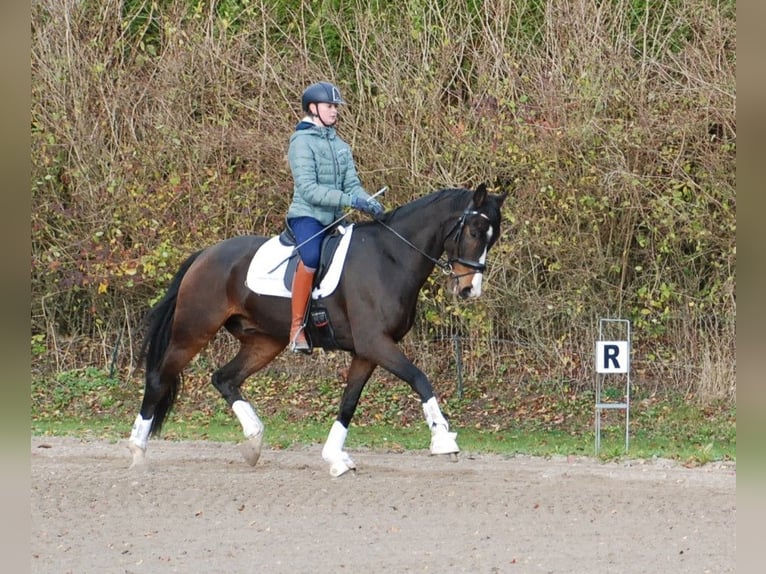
xmin=352 ymin=196 xmax=385 ymax=219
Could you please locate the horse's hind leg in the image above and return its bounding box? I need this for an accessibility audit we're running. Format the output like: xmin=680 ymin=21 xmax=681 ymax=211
xmin=129 ymin=342 xmax=210 ymax=467
xmin=211 ymin=334 xmax=285 ymax=466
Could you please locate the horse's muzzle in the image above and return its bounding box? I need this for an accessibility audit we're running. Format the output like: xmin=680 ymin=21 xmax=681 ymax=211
xmin=450 ymin=273 xmax=483 ymax=299
xmin=457 ymin=285 xmax=475 ymax=299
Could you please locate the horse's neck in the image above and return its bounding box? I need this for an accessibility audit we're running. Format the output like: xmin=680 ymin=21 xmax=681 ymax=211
xmin=403 ymin=200 xmax=462 ymax=246
xmin=386 ymin=206 xmax=461 ymax=271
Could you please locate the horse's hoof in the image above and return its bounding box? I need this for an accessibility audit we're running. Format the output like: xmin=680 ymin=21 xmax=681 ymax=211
xmin=449 ymin=452 xmax=459 ymax=463
xmin=238 ymin=432 xmax=264 ymax=466
xmin=128 ymin=442 xmax=146 ymax=468
xmin=430 ymin=429 xmax=460 ymax=456
xmin=329 ymin=456 xmax=356 ymax=477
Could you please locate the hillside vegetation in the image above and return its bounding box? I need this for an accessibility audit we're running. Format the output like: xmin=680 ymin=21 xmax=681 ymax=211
xmin=31 ymin=0 xmax=736 ymax=410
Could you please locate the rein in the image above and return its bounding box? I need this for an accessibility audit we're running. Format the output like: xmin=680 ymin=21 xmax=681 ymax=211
xmin=376 ymin=220 xmax=453 ymax=274
xmin=376 ymin=205 xmax=490 ymax=278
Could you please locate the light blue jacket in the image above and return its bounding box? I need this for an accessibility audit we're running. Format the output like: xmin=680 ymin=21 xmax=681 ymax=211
xmin=286 ymin=120 xmax=371 ymax=225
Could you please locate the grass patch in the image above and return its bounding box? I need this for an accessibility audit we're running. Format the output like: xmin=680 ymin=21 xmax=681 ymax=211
xmin=31 ymin=369 xmax=735 ymax=464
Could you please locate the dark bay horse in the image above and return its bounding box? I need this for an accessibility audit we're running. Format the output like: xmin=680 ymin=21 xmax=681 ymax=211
xmin=129 ymin=184 xmax=507 ymax=476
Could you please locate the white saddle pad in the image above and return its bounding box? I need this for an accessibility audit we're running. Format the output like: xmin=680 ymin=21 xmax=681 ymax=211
xmin=244 ymin=224 xmax=354 ymax=299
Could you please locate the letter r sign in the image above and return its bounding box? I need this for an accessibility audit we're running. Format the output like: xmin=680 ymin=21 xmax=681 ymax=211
xmin=595 ymin=341 xmax=629 ymax=373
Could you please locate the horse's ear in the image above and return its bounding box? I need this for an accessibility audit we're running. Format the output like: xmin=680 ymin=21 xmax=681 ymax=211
xmin=473 ymin=183 xmax=488 ymax=207
xmin=496 ymin=190 xmax=509 ymax=208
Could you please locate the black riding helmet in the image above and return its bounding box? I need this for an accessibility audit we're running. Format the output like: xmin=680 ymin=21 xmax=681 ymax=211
xmin=301 ymin=82 xmax=346 ymax=113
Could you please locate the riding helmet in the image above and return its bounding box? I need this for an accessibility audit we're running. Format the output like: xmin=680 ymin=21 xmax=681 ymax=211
xmin=301 ymin=82 xmax=346 ymax=113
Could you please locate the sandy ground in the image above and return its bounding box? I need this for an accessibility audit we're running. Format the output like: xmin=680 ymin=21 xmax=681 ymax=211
xmin=30 ymin=436 xmax=735 ymax=573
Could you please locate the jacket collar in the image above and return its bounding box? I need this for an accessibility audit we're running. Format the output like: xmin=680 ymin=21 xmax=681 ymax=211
xmin=295 ymin=117 xmax=335 ymax=136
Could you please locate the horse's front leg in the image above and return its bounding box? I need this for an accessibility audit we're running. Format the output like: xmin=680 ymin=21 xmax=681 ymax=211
xmin=366 ymin=339 xmax=459 ymax=458
xmin=322 ymin=356 xmax=376 ymax=477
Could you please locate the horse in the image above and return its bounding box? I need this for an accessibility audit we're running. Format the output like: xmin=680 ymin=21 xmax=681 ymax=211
xmin=128 ymin=183 xmax=507 ymax=476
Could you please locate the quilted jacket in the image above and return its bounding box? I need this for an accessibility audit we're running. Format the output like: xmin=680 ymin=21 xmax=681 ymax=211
xmin=286 ymin=120 xmax=371 ymax=225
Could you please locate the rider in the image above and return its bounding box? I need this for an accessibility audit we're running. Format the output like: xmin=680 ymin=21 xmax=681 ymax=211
xmin=286 ymin=81 xmax=384 ymax=353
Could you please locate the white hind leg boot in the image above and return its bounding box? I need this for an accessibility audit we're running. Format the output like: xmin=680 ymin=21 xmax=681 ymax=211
xmin=128 ymin=414 xmax=153 ymax=467
xmin=422 ymin=397 xmax=459 ymax=455
xmin=232 ymin=400 xmax=265 ymax=466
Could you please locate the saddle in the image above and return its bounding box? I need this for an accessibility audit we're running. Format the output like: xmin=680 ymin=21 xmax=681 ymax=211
xmin=277 ymin=225 xmax=346 ymax=292
xmin=244 ymin=225 xmax=356 ymax=351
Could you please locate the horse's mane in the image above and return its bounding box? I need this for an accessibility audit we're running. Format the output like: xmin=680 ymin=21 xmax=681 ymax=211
xmin=385 ymin=187 xmax=471 ymax=223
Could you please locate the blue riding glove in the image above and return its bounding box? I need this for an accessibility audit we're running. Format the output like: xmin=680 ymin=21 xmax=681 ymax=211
xmin=352 ymin=196 xmax=385 ymax=219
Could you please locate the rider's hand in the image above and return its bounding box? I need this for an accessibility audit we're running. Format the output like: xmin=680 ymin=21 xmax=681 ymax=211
xmin=352 ymin=196 xmax=385 ymax=219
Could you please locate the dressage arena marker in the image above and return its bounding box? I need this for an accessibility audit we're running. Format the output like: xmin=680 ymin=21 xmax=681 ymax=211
xmin=594 ymin=318 xmax=631 ymax=454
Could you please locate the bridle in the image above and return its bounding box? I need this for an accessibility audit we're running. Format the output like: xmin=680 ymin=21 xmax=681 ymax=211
xmin=376 ymin=204 xmax=491 ymax=279
xmin=446 ymin=207 xmax=491 ymax=278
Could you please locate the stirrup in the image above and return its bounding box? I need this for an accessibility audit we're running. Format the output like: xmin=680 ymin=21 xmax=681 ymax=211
xmin=289 ymin=328 xmax=311 ymax=354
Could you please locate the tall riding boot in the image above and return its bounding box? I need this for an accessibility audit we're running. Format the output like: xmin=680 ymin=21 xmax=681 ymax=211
xmin=289 ymin=261 xmax=315 ymax=353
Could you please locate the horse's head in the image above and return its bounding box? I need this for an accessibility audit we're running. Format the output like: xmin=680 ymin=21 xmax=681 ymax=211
xmin=445 ymin=183 xmax=508 ymax=299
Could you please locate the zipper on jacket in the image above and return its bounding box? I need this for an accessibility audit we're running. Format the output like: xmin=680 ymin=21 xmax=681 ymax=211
xmin=324 ymin=131 xmax=340 ymax=187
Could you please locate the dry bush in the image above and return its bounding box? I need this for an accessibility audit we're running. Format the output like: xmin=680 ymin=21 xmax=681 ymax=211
xmin=31 ymin=0 xmax=735 ymax=403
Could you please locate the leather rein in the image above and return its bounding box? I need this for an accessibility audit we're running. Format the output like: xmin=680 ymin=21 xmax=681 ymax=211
xmin=375 ymin=205 xmax=490 ymax=279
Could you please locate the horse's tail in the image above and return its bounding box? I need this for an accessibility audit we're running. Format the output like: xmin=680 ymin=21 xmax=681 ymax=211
xmin=140 ymin=249 xmax=204 ymax=436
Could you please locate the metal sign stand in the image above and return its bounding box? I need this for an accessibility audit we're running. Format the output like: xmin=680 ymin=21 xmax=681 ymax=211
xmin=594 ymin=318 xmax=631 ymax=454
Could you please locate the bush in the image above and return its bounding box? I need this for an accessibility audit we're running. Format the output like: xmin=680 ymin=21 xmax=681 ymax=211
xmin=31 ymin=0 xmax=735 ymax=405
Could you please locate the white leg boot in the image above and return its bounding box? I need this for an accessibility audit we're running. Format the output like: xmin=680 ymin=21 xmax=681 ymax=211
xmin=232 ymin=400 xmax=265 ymax=466
xmin=128 ymin=414 xmax=153 ymax=467
xmin=322 ymin=420 xmax=356 ymax=477
xmin=422 ymin=397 xmax=459 ymax=455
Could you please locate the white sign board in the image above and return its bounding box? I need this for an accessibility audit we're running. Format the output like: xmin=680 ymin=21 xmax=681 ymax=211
xmin=595 ymin=341 xmax=629 ymax=373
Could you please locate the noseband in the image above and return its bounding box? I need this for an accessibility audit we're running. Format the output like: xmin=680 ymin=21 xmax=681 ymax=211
xmin=377 ymin=205 xmax=491 ymax=279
